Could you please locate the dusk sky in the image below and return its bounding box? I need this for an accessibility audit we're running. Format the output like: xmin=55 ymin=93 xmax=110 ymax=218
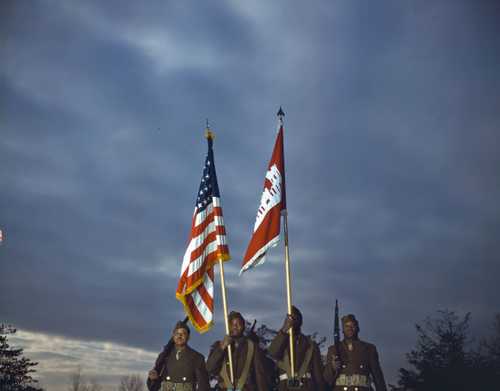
xmin=1 ymin=1 xmax=500 ymax=390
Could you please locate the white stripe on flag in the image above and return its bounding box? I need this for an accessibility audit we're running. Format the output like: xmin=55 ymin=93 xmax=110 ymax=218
xmin=187 ymin=240 xmax=220 ymax=277
xmin=190 ymin=288 xmax=212 ymax=323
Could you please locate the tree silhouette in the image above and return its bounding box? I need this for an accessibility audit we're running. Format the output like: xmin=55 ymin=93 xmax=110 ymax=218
xmin=0 ymin=324 xmax=43 ymax=391
xmin=118 ymin=374 xmax=144 ymax=391
xmin=395 ymin=310 xmax=500 ymax=391
xmin=245 ymin=320 xmax=278 ymax=349
xmin=68 ymin=367 xmax=102 ymax=391
xmin=481 ymin=313 xmax=500 ymax=371
xmin=469 ymin=313 xmax=500 ymax=388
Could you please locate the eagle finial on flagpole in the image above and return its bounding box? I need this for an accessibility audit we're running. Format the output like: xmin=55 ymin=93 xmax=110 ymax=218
xmin=277 ymin=106 xmax=285 ymax=119
xmin=205 ymin=118 xmax=215 ymax=140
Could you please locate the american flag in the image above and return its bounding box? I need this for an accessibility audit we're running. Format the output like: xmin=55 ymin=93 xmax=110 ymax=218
xmin=241 ymin=113 xmax=286 ymax=274
xmin=176 ymin=131 xmax=230 ymax=333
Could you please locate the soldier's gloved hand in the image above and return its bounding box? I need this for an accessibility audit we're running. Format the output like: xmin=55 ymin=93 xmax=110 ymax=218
xmin=220 ymin=335 xmax=233 ymax=349
xmin=148 ymin=369 xmax=159 ymax=380
xmin=280 ymin=314 xmax=295 ymax=333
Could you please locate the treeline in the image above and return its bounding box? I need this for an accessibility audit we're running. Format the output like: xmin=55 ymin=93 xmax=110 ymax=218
xmin=2 ymin=311 xmax=499 ymax=390
xmin=389 ymin=310 xmax=500 ymax=390
xmin=68 ymin=369 xmax=144 ymax=391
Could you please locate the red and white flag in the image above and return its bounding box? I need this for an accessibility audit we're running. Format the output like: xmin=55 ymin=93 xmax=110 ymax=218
xmin=241 ymin=117 xmax=286 ymax=274
xmin=176 ymin=133 xmax=230 ymax=333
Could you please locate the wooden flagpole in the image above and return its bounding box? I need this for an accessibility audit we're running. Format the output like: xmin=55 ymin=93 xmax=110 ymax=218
xmin=206 ymin=126 xmax=235 ymax=386
xmin=218 ymin=260 xmax=235 ymax=385
xmin=283 ymin=210 xmax=296 ymax=379
xmin=278 ymin=108 xmax=296 ymax=380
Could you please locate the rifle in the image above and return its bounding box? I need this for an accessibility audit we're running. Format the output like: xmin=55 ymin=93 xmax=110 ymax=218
xmin=334 ymin=300 xmax=343 ymax=368
xmin=147 ymin=316 xmax=189 ymax=391
xmin=246 ymin=319 xmax=259 ymax=344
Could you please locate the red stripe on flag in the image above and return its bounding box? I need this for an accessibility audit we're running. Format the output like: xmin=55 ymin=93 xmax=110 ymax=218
xmin=192 ymin=207 xmax=224 ymax=236
xmin=189 ymin=228 xmax=227 ymax=262
xmin=183 ymin=246 xmax=229 ymax=288
xmin=196 ymin=280 xmax=213 ymax=310
xmin=185 ymin=294 xmax=208 ymax=329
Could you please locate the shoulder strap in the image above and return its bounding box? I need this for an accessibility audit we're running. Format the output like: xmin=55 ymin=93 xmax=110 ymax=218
xmin=219 ymin=351 xmax=232 ymax=388
xmin=277 ymin=336 xmax=315 ymax=379
xmin=277 ymin=349 xmax=291 ymax=377
xmin=236 ymin=339 xmax=255 ymax=390
xmin=297 ymin=337 xmax=314 ymax=378
xmin=219 ymin=340 xmax=256 ymax=389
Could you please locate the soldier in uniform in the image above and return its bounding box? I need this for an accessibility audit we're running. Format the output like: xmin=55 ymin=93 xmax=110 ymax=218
xmin=268 ymin=306 xmax=326 ymax=390
xmin=147 ymin=321 xmax=210 ymax=391
xmin=206 ymin=311 xmax=269 ymax=391
xmin=324 ymin=314 xmax=387 ymax=391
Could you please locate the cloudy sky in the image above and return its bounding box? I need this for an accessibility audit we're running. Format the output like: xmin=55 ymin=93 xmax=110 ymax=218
xmin=1 ymin=0 xmax=500 ymax=389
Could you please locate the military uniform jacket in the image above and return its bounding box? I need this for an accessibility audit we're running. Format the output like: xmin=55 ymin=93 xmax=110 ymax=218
xmin=268 ymin=331 xmax=326 ymax=391
xmin=324 ymin=340 xmax=387 ymax=391
xmin=206 ymin=336 xmax=269 ymax=391
xmin=147 ymin=345 xmax=209 ymax=391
